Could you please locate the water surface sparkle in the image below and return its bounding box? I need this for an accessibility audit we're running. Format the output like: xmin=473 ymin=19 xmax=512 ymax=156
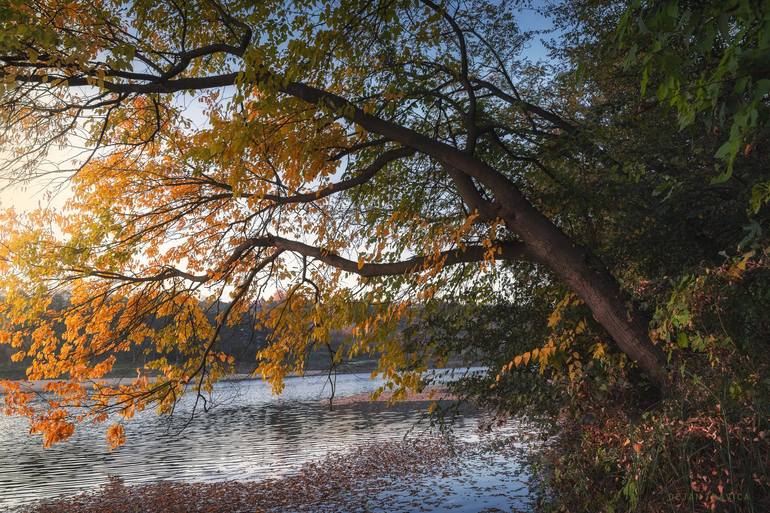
xmin=0 ymin=371 xmax=498 ymax=510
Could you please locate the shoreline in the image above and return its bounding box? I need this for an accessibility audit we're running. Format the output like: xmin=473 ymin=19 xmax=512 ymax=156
xmin=0 ymin=370 xmax=360 ymax=397
xmin=1 ymin=365 xmax=484 ymax=394
xmin=0 ymin=369 xmax=364 ymax=394
xmin=19 ymin=431 xmax=534 ymax=513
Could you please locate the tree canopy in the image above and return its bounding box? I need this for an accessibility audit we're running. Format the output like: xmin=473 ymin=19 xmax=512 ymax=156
xmin=0 ymin=0 xmax=767 ymax=463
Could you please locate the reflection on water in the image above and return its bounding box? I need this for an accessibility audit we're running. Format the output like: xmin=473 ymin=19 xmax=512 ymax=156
xmin=0 ymin=371 xmax=488 ymax=510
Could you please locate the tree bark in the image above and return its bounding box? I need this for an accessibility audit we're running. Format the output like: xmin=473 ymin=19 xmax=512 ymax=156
xmin=500 ymin=197 xmax=669 ymax=389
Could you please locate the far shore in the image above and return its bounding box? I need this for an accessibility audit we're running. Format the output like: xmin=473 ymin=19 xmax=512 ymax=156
xmin=0 ymin=364 xmax=481 ymax=394
xmin=0 ymin=369 xmax=349 ymax=394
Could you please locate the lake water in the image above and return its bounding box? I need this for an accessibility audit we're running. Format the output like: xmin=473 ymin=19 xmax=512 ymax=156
xmin=0 ymin=370 xmax=531 ymax=511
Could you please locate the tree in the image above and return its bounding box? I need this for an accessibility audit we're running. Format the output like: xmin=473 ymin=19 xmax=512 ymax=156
xmin=618 ymin=0 xmax=770 ymax=199
xmin=0 ymin=0 xmax=668 ymax=447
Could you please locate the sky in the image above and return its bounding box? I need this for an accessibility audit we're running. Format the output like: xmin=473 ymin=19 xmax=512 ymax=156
xmin=0 ymin=147 xmax=77 ymax=212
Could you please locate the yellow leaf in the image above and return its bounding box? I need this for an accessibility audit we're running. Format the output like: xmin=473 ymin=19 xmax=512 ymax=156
xmin=548 ymin=310 xmax=561 ymax=328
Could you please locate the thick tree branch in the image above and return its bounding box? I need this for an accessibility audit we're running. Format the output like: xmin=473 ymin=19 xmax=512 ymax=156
xmin=244 ymin=235 xmax=529 ymax=277
xmin=0 ymin=70 xmax=241 ymax=93
xmin=73 ymin=232 xmax=524 ymax=284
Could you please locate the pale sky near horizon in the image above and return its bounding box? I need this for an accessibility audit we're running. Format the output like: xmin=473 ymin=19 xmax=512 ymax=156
xmin=0 ymin=154 xmax=75 ymax=212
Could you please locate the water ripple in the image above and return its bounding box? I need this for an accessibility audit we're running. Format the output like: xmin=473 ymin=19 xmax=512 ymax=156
xmin=0 ymin=372 xmax=486 ymax=510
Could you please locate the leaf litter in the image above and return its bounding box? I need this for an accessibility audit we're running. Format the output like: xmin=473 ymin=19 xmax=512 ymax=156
xmin=22 ymin=430 xmax=537 ymax=513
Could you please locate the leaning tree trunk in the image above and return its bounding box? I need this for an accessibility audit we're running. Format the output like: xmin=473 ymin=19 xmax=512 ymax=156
xmin=502 ymin=192 xmax=669 ymax=389
xmin=283 ymin=80 xmax=671 ymax=390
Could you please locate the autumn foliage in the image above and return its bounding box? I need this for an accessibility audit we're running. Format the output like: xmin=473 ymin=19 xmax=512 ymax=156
xmin=1 ymin=0 xmax=770 ymax=510
xmin=0 ymin=0 xmax=561 ymax=447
